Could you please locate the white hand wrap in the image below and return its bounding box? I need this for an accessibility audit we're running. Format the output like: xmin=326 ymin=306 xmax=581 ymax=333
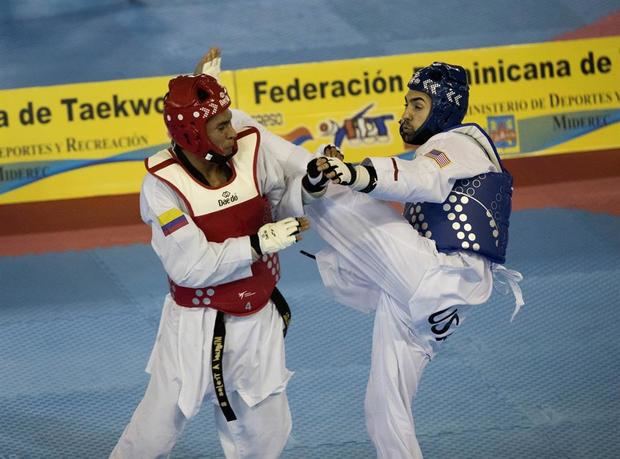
xmin=258 ymin=217 xmax=300 ymax=254
xmin=324 ymin=157 xmax=354 ymax=183
xmin=325 ymin=157 xmax=371 ymax=191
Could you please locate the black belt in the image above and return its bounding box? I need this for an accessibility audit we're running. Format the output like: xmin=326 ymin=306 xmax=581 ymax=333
xmin=211 ymin=287 xmax=292 ymax=422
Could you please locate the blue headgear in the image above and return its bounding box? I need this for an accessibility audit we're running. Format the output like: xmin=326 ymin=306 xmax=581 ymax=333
xmin=401 ymin=62 xmax=469 ymax=145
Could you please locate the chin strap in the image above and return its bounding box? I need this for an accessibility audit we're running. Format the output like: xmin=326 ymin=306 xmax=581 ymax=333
xmin=204 ymin=150 xmax=233 ymax=164
xmin=172 ymin=139 xmax=237 ymax=165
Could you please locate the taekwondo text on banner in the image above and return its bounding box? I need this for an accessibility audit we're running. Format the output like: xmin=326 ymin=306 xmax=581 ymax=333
xmin=0 ymin=36 xmax=618 ymax=204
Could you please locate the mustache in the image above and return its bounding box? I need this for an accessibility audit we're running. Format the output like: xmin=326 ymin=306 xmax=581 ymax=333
xmin=399 ymin=118 xmax=414 ymax=130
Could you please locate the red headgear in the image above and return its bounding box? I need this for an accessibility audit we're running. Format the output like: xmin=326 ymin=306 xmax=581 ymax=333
xmin=163 ymin=74 xmax=232 ymax=160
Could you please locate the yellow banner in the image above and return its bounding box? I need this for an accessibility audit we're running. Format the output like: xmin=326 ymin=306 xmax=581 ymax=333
xmin=0 ymin=73 xmax=234 ymax=204
xmin=0 ymin=36 xmax=618 ymax=204
xmin=237 ymin=36 xmax=620 ymax=161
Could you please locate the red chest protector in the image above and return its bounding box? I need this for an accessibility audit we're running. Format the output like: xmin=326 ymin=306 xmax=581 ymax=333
xmin=146 ymin=127 xmax=280 ymax=315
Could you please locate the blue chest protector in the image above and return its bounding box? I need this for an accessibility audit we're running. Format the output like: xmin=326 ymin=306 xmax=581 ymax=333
xmin=403 ymin=124 xmax=513 ymax=264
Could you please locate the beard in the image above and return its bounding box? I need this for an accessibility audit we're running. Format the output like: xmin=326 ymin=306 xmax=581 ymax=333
xmin=400 ymin=122 xmax=433 ymax=146
xmin=399 ymin=123 xmax=418 ymax=145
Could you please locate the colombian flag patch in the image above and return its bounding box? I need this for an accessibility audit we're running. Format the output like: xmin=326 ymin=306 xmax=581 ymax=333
xmin=157 ymin=208 xmax=189 ymax=236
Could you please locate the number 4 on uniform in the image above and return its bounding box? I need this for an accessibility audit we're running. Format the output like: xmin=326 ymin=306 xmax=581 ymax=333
xmin=245 ymin=302 xmax=252 ymax=311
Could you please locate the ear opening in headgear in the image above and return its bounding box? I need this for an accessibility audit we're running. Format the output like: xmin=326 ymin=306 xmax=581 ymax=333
xmin=196 ymin=88 xmax=209 ymax=102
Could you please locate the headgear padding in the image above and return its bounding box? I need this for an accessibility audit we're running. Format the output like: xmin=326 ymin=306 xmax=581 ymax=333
xmin=404 ymin=62 xmax=469 ymax=144
xmin=163 ymin=74 xmax=231 ymax=158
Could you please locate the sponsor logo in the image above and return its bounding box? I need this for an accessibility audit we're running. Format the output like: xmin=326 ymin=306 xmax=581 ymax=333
xmin=319 ymin=104 xmax=394 ymax=147
xmin=428 ymin=306 xmax=460 ymax=341
xmin=238 ymin=290 xmax=256 ymax=299
xmin=218 ymin=190 xmax=239 ymax=207
xmin=281 ymin=126 xmax=313 ymax=145
xmin=488 ymin=115 xmax=517 ymax=148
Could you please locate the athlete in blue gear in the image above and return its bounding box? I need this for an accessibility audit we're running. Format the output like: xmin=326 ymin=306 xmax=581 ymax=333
xmin=303 ymin=62 xmax=524 ymax=458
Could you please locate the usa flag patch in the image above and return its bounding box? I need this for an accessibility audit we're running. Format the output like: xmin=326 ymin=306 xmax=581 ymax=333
xmin=157 ymin=208 xmax=189 ymax=236
xmin=424 ymin=149 xmax=451 ymax=168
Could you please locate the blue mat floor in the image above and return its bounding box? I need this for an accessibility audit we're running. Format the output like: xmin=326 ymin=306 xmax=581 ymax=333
xmin=3 ymin=0 xmax=619 ymax=89
xmin=1 ymin=208 xmax=619 ymax=458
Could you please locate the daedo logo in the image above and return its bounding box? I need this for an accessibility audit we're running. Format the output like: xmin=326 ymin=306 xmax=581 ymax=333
xmin=218 ymin=190 xmax=239 ymax=207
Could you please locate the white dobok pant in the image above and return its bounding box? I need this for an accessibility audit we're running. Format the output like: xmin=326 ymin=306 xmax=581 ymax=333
xmin=110 ymin=299 xmax=292 ymax=459
xmin=306 ymin=187 xmax=496 ymax=459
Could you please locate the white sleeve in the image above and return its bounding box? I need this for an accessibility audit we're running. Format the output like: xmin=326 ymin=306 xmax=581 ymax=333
xmin=140 ymin=174 xmax=254 ymax=288
xmin=232 ymin=110 xmax=313 ymax=218
xmin=365 ymin=132 xmax=499 ymax=204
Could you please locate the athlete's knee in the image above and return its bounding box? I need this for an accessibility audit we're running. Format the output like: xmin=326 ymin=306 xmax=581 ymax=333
xmin=257 ymin=394 xmax=291 ymax=445
xmin=232 ymin=393 xmax=291 ymax=457
xmin=113 ymin=396 xmax=187 ymax=457
xmin=111 ymin=424 xmax=180 ymax=459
